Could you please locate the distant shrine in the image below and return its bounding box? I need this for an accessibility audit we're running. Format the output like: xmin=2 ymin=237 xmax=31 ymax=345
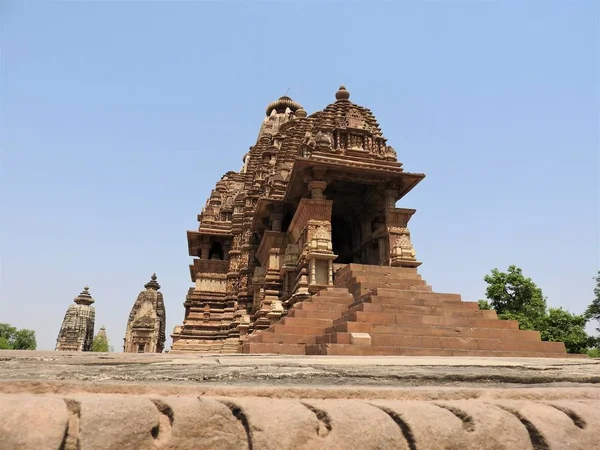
xmin=56 ymin=286 xmax=96 ymax=352
xmin=123 ymin=274 xmax=166 ymax=353
xmin=170 ymin=86 xmax=568 ymax=357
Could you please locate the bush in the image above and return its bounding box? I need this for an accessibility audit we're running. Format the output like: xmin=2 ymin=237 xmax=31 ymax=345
xmin=0 ymin=323 xmax=36 ymax=350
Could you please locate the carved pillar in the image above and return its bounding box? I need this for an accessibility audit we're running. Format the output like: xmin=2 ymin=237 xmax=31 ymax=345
xmin=254 ymin=231 xmax=287 ymax=329
xmin=308 ymin=180 xmax=327 ymax=200
xmin=287 ymin=198 xmax=336 ymax=301
xmin=386 ymin=208 xmax=421 ymax=268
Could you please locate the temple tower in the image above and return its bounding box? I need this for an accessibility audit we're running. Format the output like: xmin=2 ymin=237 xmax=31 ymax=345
xmin=123 ymin=274 xmax=166 ymax=353
xmin=55 ymin=286 xmax=96 ymax=352
xmin=171 ymin=85 xmax=569 ymax=357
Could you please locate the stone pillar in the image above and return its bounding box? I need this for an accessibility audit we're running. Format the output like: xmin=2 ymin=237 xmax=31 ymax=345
xmin=386 ymin=208 xmax=421 ymax=268
xmin=308 ymin=180 xmax=327 ymax=200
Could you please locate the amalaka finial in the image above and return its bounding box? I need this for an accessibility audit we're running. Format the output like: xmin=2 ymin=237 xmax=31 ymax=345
xmin=74 ymin=286 xmax=95 ymax=305
xmin=145 ymin=273 xmax=161 ymax=290
xmin=335 ymin=85 xmax=350 ymax=101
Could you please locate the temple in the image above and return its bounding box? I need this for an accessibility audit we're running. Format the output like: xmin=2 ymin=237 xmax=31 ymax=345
xmin=171 ymin=86 xmax=568 ymax=357
xmin=123 ymin=274 xmax=166 ymax=353
xmin=56 ymin=286 xmax=96 ymax=352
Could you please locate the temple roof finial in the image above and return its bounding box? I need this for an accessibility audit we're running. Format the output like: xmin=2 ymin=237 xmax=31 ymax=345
xmin=145 ymin=273 xmax=161 ymax=290
xmin=265 ymin=95 xmax=303 ymax=117
xmin=335 ymin=85 xmax=350 ymax=101
xmin=74 ymin=286 xmax=95 ymax=305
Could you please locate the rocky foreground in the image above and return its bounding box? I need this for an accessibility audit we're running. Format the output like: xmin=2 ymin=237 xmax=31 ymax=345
xmin=1 ymin=350 xmax=599 ymax=449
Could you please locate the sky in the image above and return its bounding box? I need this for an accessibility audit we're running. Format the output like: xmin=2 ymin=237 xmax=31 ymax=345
xmin=1 ymin=1 xmax=598 ymax=351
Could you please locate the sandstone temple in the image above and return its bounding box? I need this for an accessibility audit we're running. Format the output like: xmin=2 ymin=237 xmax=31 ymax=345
xmin=56 ymin=286 xmax=96 ymax=352
xmin=170 ymin=86 xmax=568 ymax=357
xmin=123 ymin=274 xmax=166 ymax=353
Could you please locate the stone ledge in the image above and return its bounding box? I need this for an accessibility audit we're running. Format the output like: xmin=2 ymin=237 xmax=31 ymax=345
xmin=1 ymin=394 xmax=598 ymax=449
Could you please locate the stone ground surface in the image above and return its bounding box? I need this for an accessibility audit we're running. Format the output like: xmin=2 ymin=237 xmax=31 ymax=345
xmin=1 ymin=350 xmax=600 ymax=449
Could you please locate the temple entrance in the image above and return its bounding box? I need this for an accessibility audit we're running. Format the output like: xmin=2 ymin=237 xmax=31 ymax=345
xmin=327 ymin=181 xmax=384 ymax=266
xmin=331 ymin=215 xmax=356 ymax=264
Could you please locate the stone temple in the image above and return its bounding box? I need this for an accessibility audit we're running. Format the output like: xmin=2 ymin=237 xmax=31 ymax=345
xmin=171 ymin=86 xmax=568 ymax=357
xmin=56 ymin=286 xmax=96 ymax=352
xmin=123 ymin=274 xmax=166 ymax=353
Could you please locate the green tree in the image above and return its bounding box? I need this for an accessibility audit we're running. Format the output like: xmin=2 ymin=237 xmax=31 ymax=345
xmin=0 ymin=323 xmax=37 ymax=350
xmin=11 ymin=329 xmax=37 ymax=350
xmin=483 ymin=265 xmax=547 ymax=330
xmin=0 ymin=337 xmax=12 ymax=349
xmin=92 ymin=335 xmax=109 ymax=352
xmin=584 ymin=271 xmax=600 ymax=333
xmin=481 ymin=266 xmax=591 ymax=354
xmin=538 ymin=308 xmax=589 ymax=354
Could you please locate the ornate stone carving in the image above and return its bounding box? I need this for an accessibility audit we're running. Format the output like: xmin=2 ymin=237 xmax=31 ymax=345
xmin=172 ymin=86 xmax=425 ymax=353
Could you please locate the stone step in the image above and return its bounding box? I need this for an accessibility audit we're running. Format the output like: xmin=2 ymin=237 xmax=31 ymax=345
xmin=330 ymin=312 xmax=520 ymax=330
xmin=288 ymin=309 xmax=343 ymax=320
xmin=309 ymin=295 xmax=355 ymax=305
xmin=315 ymin=288 xmax=353 ymax=297
xmin=334 ymin=272 xmax=423 ymax=285
xmin=348 ymin=279 xmax=430 ymax=290
xmin=370 ymin=290 xmax=462 ymax=301
xmin=305 ymin=344 xmax=568 ymax=357
xmin=346 ymin=280 xmax=433 ymax=293
xmin=293 ymin=302 xmax=349 ymax=312
xmin=270 ymin=324 xmax=327 ymax=336
xmin=257 ymin=333 xmax=317 ymax=345
xmin=280 ymin=317 xmax=334 ymax=328
xmin=312 ymin=334 xmax=563 ymax=351
xmin=337 ymin=264 xmax=419 ymax=276
xmin=343 ymin=302 xmax=496 ymax=318
xmin=319 ymin=325 xmax=542 ymax=343
xmin=365 ymin=335 xmax=565 ymax=352
xmin=351 ymin=296 xmax=479 ymax=310
xmin=241 ymin=342 xmax=306 ymax=355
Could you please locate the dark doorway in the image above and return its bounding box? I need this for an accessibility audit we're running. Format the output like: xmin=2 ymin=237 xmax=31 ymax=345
xmin=331 ymin=215 xmax=355 ymax=264
xmin=209 ymin=241 xmax=224 ymax=260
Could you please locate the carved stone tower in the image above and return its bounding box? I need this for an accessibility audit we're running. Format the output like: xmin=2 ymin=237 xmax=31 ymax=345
xmin=55 ymin=286 xmax=96 ymax=352
xmin=123 ymin=274 xmax=166 ymax=353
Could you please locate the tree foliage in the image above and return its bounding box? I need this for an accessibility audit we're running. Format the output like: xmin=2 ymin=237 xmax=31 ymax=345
xmin=483 ymin=266 xmax=547 ymax=328
xmin=538 ymin=308 xmax=589 ymax=354
xmin=481 ymin=266 xmax=590 ymax=353
xmin=584 ymin=271 xmax=600 ymax=333
xmin=0 ymin=323 xmax=37 ymax=350
xmin=92 ymin=335 xmax=109 ymax=352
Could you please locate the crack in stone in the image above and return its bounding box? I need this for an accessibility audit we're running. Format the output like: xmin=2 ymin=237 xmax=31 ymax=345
xmin=300 ymin=402 xmax=332 ymax=437
xmin=497 ymin=406 xmax=550 ymax=450
xmin=372 ymin=404 xmax=417 ymax=450
xmin=432 ymin=403 xmax=475 ymax=432
xmin=59 ymin=398 xmax=80 ymax=450
xmin=216 ymin=400 xmax=254 ymax=450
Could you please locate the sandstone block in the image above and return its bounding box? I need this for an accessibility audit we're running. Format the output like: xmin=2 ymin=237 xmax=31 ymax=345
xmin=350 ymin=332 xmax=372 ymax=346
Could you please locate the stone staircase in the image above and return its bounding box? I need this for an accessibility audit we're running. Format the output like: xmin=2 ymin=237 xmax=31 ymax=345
xmin=240 ymin=264 xmax=573 ymax=357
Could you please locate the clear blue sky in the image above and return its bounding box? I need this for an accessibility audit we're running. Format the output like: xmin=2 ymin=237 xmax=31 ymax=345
xmin=1 ymin=1 xmax=598 ymax=351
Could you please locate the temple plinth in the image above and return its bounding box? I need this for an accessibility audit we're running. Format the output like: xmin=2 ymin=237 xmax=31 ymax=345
xmin=171 ymin=86 xmax=569 ymax=357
